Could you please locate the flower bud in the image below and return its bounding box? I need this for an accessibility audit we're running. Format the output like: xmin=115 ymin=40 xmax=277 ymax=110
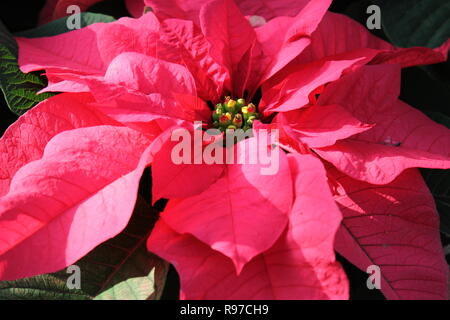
xmin=247 ymin=103 xmax=256 ymax=114
xmin=219 ymin=112 xmax=232 ymax=125
xmin=232 ymin=114 xmax=243 ymax=128
xmin=212 ymin=108 xmax=222 ymax=121
xmin=225 ymin=99 xmax=237 ymax=112
xmin=236 ymin=98 xmax=246 ymax=108
xmin=212 ymin=97 xmax=259 ymax=132
xmin=241 ymin=106 xmax=251 ymax=121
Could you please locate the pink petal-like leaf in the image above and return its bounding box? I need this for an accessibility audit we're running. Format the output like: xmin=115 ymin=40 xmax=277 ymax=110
xmin=160 ymin=137 xmax=292 ymax=273
xmin=370 ymin=39 xmax=450 ymax=68
xmin=319 ymin=65 xmax=450 ymax=155
xmin=328 ymin=166 xmax=448 ymax=300
xmin=200 ymin=0 xmax=256 ymax=93
xmin=152 ymin=135 xmax=225 ymax=202
xmin=103 ymin=52 xmax=196 ymax=96
xmin=296 ymin=12 xmax=449 ymax=68
xmin=276 ymin=104 xmax=373 ymax=148
xmin=254 ymin=0 xmax=331 ymax=82
xmin=18 ymin=13 xmax=160 ymax=76
xmin=315 ymin=64 xmax=450 ymax=184
xmin=0 ymin=125 xmax=165 ymax=280
xmin=148 ymin=153 xmax=348 ymax=299
xmin=261 ymin=52 xmax=374 ymax=113
xmin=316 ymin=140 xmax=450 ymax=185
xmin=46 ymin=53 xmax=206 ymax=124
xmin=158 ymin=18 xmax=228 ymax=101
xmin=0 ymin=93 xmax=118 ymax=197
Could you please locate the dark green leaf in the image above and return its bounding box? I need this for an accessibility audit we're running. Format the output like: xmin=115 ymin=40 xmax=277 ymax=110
xmin=378 ymin=0 xmax=450 ymax=48
xmin=0 ymin=273 xmax=90 ymax=300
xmin=0 ymin=20 xmax=54 ymax=115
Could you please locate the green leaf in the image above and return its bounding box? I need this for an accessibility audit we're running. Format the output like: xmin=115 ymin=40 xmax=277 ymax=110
xmin=0 ymin=273 xmax=90 ymax=300
xmin=15 ymin=13 xmax=116 ymax=38
xmin=0 ymin=196 xmax=169 ymax=300
xmin=0 ymin=20 xmax=54 ymax=115
xmin=378 ymin=0 xmax=450 ymax=48
xmin=94 ymin=257 xmax=168 ymax=300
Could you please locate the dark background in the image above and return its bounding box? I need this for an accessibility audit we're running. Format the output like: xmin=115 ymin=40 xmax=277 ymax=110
xmin=0 ymin=0 xmax=448 ymax=300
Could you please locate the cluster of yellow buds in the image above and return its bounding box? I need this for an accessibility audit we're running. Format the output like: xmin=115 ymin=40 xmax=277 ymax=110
xmin=212 ymin=97 xmax=260 ymax=131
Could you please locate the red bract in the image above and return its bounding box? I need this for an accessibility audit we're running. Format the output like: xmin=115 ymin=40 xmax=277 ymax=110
xmin=1 ymin=0 xmax=449 ymax=299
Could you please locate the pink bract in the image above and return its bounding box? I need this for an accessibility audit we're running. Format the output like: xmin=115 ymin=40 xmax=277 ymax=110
xmin=1 ymin=0 xmax=449 ymax=300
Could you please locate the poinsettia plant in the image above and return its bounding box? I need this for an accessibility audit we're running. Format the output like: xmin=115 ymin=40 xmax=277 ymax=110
xmin=0 ymin=0 xmax=449 ymax=300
